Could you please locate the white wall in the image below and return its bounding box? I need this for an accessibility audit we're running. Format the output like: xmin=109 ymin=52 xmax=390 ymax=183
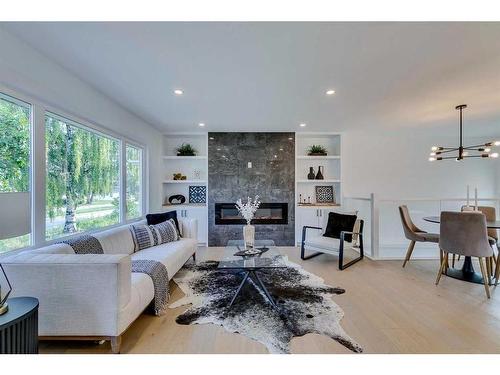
xmin=0 ymin=27 xmax=163 ymax=212
xmin=342 ymin=129 xmax=500 ymax=259
xmin=343 ymin=130 xmax=498 ymax=200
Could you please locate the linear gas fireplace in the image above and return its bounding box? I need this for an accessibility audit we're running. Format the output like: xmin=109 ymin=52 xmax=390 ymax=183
xmin=215 ymin=203 xmax=288 ymax=225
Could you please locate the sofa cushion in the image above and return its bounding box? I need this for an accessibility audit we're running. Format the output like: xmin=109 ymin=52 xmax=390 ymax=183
xmin=94 ymin=226 xmax=136 ymax=255
xmin=130 ymin=219 xmax=180 ymax=252
xmin=131 ymin=238 xmax=197 ymax=279
xmin=304 ymin=236 xmax=342 ymax=253
xmin=26 ymin=243 xmax=74 ymax=255
xmin=146 ymin=210 xmax=180 ymax=233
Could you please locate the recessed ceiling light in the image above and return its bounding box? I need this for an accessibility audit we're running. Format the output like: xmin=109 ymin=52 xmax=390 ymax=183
xmin=174 ymin=89 xmax=183 ymax=95
xmin=217 ymin=148 xmax=221 ymax=151
xmin=198 ymin=123 xmax=205 ymax=127
xmin=209 ymin=137 xmax=214 ymax=140
xmin=288 ymin=137 xmax=293 ymax=141
xmin=326 ymin=89 xmax=335 ymax=95
xmin=299 ymin=123 xmax=306 ymax=127
xmin=279 ymin=148 xmax=284 ymax=151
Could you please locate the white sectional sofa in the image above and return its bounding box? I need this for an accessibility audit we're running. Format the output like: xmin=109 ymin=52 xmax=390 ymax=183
xmin=1 ymin=218 xmax=198 ymax=353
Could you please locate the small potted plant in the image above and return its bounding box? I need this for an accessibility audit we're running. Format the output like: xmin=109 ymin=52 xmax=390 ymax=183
xmin=176 ymin=143 xmax=197 ymax=156
xmin=307 ymin=145 xmax=328 ymax=156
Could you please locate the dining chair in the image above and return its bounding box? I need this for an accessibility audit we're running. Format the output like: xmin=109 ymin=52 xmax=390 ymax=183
xmin=457 ymin=206 xmax=498 ymax=273
xmin=436 ymin=211 xmax=494 ymax=298
xmin=399 ymin=205 xmax=440 ymax=267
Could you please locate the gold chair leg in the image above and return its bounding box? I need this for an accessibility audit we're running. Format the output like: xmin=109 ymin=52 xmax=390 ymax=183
xmin=435 ymin=253 xmax=448 ymax=285
xmin=451 ymin=254 xmax=456 ymax=268
xmin=402 ymin=241 xmax=416 ymax=268
xmin=487 ymin=257 xmax=493 ymax=282
xmin=478 ymin=257 xmax=491 ymax=298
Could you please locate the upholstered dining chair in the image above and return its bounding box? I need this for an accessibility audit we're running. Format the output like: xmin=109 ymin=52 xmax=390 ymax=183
xmin=436 ymin=211 xmax=494 ymax=298
xmin=399 ymin=205 xmax=440 ymax=267
xmin=457 ymin=206 xmax=498 ymax=273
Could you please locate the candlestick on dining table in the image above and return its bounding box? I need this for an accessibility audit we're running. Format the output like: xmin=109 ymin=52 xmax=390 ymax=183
xmin=474 ymin=187 xmax=478 ymax=210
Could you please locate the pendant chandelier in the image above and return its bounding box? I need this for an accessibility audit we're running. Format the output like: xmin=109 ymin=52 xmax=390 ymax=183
xmin=429 ymin=104 xmax=499 ymax=161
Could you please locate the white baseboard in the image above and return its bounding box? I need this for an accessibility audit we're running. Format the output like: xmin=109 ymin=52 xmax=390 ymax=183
xmin=376 ymin=243 xmax=440 ymax=260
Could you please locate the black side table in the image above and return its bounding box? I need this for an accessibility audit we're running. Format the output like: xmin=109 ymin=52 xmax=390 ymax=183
xmin=0 ymin=297 xmax=39 ymax=354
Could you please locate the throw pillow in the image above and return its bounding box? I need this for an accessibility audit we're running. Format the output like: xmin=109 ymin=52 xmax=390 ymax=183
xmin=146 ymin=211 xmax=180 ymax=234
xmin=323 ymin=212 xmax=357 ymax=243
xmin=130 ymin=219 xmax=180 ymax=252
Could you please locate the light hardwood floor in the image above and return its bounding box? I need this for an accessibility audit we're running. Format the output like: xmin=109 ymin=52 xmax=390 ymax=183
xmin=40 ymin=247 xmax=500 ymax=354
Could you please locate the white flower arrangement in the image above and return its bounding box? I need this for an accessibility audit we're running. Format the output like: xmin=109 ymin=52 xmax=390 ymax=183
xmin=235 ymin=195 xmax=261 ymax=225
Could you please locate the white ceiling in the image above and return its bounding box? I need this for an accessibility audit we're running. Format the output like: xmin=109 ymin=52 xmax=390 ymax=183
xmin=3 ymin=22 xmax=500 ymax=136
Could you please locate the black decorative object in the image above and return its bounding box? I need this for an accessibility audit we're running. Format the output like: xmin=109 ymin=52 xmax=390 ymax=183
xmin=233 ymin=246 xmax=269 ymax=257
xmin=189 ymin=185 xmax=206 ymax=204
xmin=315 ymin=166 xmax=324 ymax=180
xmin=315 ymin=185 xmax=335 ymax=204
xmin=0 ymin=297 xmax=39 ymax=354
xmin=307 ymin=167 xmax=315 ymax=180
xmin=168 ymin=194 xmax=186 ymax=205
xmin=429 ymin=104 xmax=500 ymax=161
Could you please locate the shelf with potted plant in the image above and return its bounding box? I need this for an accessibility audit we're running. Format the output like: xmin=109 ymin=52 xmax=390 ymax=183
xmin=295 ymin=132 xmax=342 ymax=245
xmin=162 ymin=133 xmax=209 ymax=245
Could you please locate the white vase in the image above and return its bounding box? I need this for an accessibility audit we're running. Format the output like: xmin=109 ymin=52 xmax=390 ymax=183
xmin=243 ymin=224 xmax=255 ymax=249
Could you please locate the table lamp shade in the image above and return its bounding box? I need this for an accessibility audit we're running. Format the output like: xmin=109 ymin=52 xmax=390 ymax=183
xmin=0 ymin=192 xmax=30 ymax=240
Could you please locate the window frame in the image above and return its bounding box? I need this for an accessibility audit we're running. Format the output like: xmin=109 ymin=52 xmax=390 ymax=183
xmin=124 ymin=142 xmax=145 ymax=222
xmin=0 ymin=84 xmax=148 ymax=254
xmin=0 ymin=91 xmax=34 ymax=251
xmin=44 ymin=111 xmax=123 ymax=241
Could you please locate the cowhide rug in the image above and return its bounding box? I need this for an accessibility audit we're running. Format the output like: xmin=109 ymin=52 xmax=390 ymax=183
xmin=169 ymin=257 xmax=362 ymax=354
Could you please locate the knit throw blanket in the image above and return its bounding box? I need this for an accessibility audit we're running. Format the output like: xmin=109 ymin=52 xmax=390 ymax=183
xmin=59 ymin=234 xmax=169 ymax=316
xmin=132 ymin=259 xmax=169 ymax=316
xmin=59 ymin=234 xmax=104 ymax=254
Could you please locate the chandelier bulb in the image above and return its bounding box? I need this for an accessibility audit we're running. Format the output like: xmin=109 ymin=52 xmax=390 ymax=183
xmin=428 ymin=157 xmax=436 ymax=162
xmin=492 ymin=152 xmax=499 ymax=158
xmin=431 ymin=146 xmax=438 ymax=151
xmin=494 ymin=141 xmax=500 ymax=146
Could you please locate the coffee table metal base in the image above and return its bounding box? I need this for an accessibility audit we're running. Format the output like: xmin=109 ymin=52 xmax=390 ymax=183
xmin=228 ymin=270 xmax=278 ymax=309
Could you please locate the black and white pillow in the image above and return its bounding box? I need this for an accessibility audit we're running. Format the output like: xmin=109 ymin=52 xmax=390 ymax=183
xmin=130 ymin=218 xmax=180 ymax=252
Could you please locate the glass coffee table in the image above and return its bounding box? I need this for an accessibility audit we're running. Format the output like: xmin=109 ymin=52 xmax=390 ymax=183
xmin=219 ymin=240 xmax=286 ymax=309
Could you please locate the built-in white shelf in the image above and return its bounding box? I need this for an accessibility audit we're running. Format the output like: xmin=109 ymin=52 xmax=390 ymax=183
xmin=162 ymin=180 xmax=207 ymax=184
xmin=297 ymin=204 xmax=341 ymax=209
xmin=162 ymin=203 xmax=207 ymax=208
xmin=162 ymin=132 xmax=209 ymax=246
xmin=296 ymin=179 xmax=340 ymax=183
xmin=296 ymin=155 xmax=340 ymax=160
xmin=162 ymin=155 xmax=207 ymax=160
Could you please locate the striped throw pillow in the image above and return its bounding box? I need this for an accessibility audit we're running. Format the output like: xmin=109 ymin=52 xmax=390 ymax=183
xmin=130 ymin=218 xmax=180 ymax=252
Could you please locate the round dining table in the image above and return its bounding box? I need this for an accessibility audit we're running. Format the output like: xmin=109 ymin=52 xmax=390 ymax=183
xmin=423 ymin=216 xmax=500 ymax=284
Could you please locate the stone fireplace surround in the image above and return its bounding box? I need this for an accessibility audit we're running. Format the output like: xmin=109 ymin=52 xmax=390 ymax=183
xmin=208 ymin=132 xmax=295 ymax=246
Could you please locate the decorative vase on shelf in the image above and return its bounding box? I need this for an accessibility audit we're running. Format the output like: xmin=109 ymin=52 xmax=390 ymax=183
xmin=315 ymin=166 xmax=324 ymax=180
xmin=307 ymin=167 xmax=315 ymax=180
xmin=243 ymin=224 xmax=255 ymax=249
